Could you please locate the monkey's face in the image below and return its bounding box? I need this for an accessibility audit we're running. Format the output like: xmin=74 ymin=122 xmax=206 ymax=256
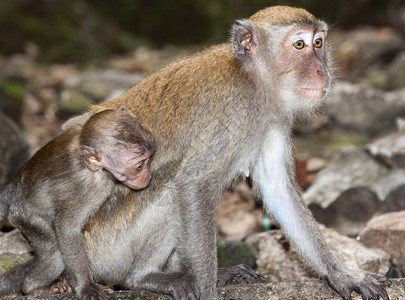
xmin=109 ymin=151 xmax=154 ymax=190
xmin=97 ymin=146 xmax=154 ymax=190
xmin=278 ymin=25 xmax=331 ymax=102
xmin=232 ymin=18 xmax=332 ymax=115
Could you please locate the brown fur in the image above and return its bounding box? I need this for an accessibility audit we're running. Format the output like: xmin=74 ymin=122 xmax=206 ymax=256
xmin=78 ymin=6 xmax=388 ymax=300
xmin=250 ymin=6 xmax=319 ymax=25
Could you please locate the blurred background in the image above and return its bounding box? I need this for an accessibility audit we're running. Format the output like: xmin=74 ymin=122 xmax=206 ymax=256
xmin=1 ymin=0 xmax=405 ymax=292
xmin=0 ymin=0 xmax=402 ymax=63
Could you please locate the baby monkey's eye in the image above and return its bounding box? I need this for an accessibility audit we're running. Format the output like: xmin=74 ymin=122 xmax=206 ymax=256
xmin=293 ymin=40 xmax=305 ymax=50
xmin=313 ymin=38 xmax=323 ymax=48
xmin=136 ymin=162 xmax=145 ymax=171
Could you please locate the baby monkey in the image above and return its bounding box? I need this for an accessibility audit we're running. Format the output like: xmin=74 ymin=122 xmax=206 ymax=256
xmin=0 ymin=109 xmax=156 ymax=299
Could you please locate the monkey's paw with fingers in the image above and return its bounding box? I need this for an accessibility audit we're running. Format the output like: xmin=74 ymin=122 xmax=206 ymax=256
xmin=168 ymin=274 xmax=201 ymax=300
xmin=217 ymin=264 xmax=265 ymax=287
xmin=28 ymin=278 xmax=73 ymax=295
xmin=326 ymin=270 xmax=391 ymax=300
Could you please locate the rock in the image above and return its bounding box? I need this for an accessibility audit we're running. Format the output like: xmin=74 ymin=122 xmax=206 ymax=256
xmin=0 ymin=230 xmax=397 ymax=299
xmin=217 ymin=239 xmax=257 ymax=269
xmin=218 ymin=278 xmax=404 ymax=300
xmin=57 ymin=69 xmax=146 ymax=117
xmin=382 ymin=184 xmax=405 ymax=212
xmin=325 ymin=82 xmax=405 ymax=136
xmin=397 ymin=117 xmax=405 ymax=131
xmin=246 ymin=227 xmax=390 ymax=282
xmin=45 ymin=64 xmax=78 ymax=89
xmin=333 ymin=27 xmax=405 ymax=85
xmin=294 ymin=157 xmax=326 ymax=191
xmin=303 ymin=146 xmax=405 ymax=235
xmin=293 ymin=126 xmax=368 ymax=160
xmin=1 ymin=54 xmax=37 ymax=82
xmin=217 ymin=183 xmax=264 ymax=240
xmin=367 ymin=51 xmax=405 ymax=90
xmin=309 ymin=187 xmax=380 ymax=237
xmin=373 ymin=168 xmax=405 ymax=201
xmin=0 ymin=110 xmax=29 ymax=189
xmin=247 ymin=230 xmax=317 ymax=282
xmin=306 ymin=157 xmax=327 ymax=173
xmin=58 ymin=88 xmax=94 ymax=117
xmin=322 ymin=228 xmax=390 ymax=276
xmin=365 ymin=128 xmax=405 ymax=168
xmin=9 ymin=279 xmax=405 ymax=300
xmin=64 ymin=69 xmax=145 ymax=103
xmin=0 ymin=230 xmax=32 ymax=274
xmin=0 ymin=229 xmax=32 ymax=256
xmin=358 ymin=211 xmax=405 ymax=276
xmin=303 ymin=147 xmax=388 ymax=208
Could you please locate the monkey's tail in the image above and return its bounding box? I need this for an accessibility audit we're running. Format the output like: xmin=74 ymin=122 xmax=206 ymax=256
xmin=0 ymin=259 xmax=32 ymax=295
xmin=0 ymin=184 xmax=12 ymax=225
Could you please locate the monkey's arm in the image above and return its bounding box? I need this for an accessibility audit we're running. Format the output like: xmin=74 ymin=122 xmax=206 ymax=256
xmin=172 ymin=183 xmax=263 ymax=297
xmin=175 ymin=181 xmax=218 ymax=299
xmin=254 ymin=127 xmax=390 ymax=300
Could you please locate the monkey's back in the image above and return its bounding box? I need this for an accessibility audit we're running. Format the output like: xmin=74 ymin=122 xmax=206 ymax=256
xmin=86 ymin=43 xmax=267 ymax=259
xmin=9 ymin=128 xmax=82 ymax=214
xmin=92 ymin=43 xmax=261 ymax=171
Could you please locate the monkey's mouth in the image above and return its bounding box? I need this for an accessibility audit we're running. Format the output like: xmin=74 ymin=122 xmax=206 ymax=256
xmin=298 ymin=87 xmax=328 ymax=99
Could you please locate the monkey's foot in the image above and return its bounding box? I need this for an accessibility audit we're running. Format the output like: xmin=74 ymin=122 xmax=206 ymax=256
xmin=95 ymin=283 xmax=114 ymax=294
xmin=217 ymin=264 xmax=265 ymax=287
xmin=326 ymin=271 xmax=391 ymax=300
xmin=81 ymin=283 xmax=114 ymax=300
xmin=28 ymin=276 xmax=73 ymax=295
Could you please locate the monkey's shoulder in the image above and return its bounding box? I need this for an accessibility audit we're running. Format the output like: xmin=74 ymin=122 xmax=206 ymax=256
xmin=18 ymin=128 xmax=81 ymax=180
xmin=127 ymin=44 xmax=239 ymax=91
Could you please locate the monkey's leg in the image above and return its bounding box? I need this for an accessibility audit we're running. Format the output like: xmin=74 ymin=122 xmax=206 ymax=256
xmin=254 ymin=129 xmax=391 ymax=300
xmin=31 ymin=274 xmax=113 ymax=295
xmin=56 ymin=216 xmax=113 ymax=300
xmin=123 ymin=228 xmax=200 ymax=299
xmin=16 ymin=219 xmax=65 ymax=294
xmin=0 ymin=259 xmax=33 ymax=296
xmin=28 ymin=274 xmax=73 ymax=295
xmin=125 ymin=181 xmax=217 ymax=299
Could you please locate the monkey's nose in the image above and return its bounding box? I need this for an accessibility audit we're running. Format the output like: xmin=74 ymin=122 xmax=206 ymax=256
xmin=317 ymin=68 xmax=329 ymax=87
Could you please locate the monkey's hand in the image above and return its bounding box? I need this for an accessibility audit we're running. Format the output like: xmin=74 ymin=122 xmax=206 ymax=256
xmin=166 ymin=273 xmax=200 ymax=300
xmin=326 ymin=270 xmax=391 ymax=300
xmin=217 ymin=264 xmax=265 ymax=287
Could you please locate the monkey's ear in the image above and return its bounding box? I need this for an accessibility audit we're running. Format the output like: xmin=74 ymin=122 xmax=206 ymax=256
xmin=81 ymin=145 xmax=103 ymax=171
xmin=232 ymin=20 xmax=258 ymax=58
xmin=120 ymin=107 xmax=131 ymax=113
xmin=120 ymin=107 xmax=141 ymax=119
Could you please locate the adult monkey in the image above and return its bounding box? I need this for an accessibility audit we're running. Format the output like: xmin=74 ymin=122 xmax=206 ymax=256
xmin=84 ymin=6 xmax=390 ymax=300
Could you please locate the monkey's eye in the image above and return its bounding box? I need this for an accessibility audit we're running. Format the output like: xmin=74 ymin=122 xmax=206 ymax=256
xmin=293 ymin=40 xmax=305 ymax=50
xmin=313 ymin=38 xmax=323 ymax=48
xmin=136 ymin=162 xmax=145 ymax=171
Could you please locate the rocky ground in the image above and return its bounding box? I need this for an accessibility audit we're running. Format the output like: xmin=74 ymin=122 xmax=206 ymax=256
xmin=6 ymin=279 xmax=405 ymax=300
xmin=1 ymin=26 xmax=405 ymax=299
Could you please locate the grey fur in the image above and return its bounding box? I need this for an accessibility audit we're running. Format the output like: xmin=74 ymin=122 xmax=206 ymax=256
xmin=0 ymin=110 xmax=155 ymax=299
